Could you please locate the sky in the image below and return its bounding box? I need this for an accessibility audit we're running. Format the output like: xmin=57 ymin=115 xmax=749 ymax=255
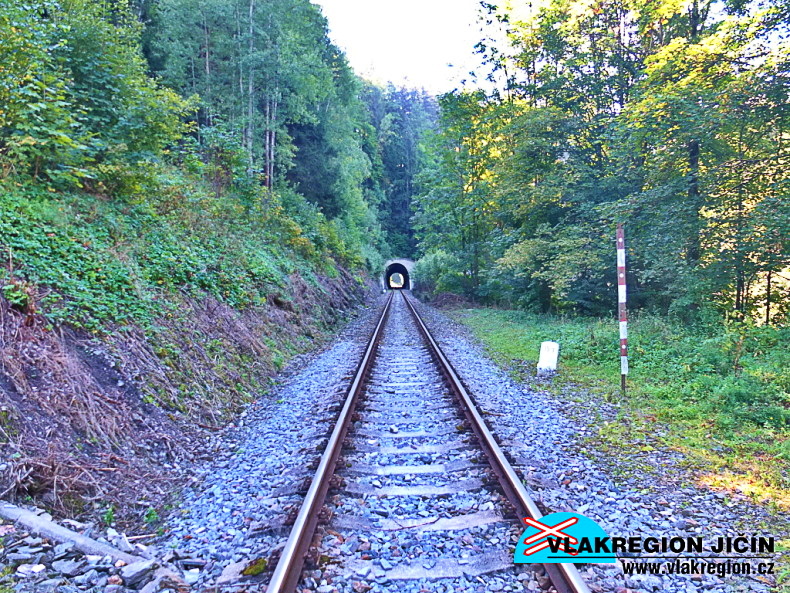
xmin=311 ymin=0 xmax=487 ymax=95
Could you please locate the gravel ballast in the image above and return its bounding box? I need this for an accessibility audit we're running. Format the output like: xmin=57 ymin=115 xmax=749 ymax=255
xmin=412 ymin=298 xmax=782 ymax=593
xmin=5 ymin=293 xmax=781 ymax=592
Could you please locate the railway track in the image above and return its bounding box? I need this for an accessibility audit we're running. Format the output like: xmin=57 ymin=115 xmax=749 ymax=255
xmin=267 ymin=291 xmax=590 ymax=593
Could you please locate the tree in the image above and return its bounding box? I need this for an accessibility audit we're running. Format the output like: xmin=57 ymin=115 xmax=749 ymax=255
xmin=414 ymin=91 xmax=500 ymax=296
xmin=365 ymin=85 xmax=437 ymax=257
xmin=412 ymin=0 xmax=789 ymax=323
xmin=0 ymin=0 xmax=187 ymax=188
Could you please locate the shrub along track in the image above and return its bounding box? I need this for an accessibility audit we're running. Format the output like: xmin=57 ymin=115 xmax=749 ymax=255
xmin=266 ymin=291 xmax=590 ymax=593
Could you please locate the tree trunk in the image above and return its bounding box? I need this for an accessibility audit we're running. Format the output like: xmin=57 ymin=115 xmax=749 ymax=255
xmin=236 ymin=6 xmax=244 ymax=122
xmin=689 ymin=0 xmax=701 ymax=40
xmin=270 ymin=97 xmax=277 ymax=189
xmin=203 ymin=13 xmax=212 ymax=126
xmin=686 ymin=138 xmax=701 ymax=264
xmin=263 ymin=95 xmax=277 ymax=190
xmin=247 ymin=0 xmax=255 ymax=172
xmin=735 ymin=271 xmax=744 ymax=316
xmin=263 ymin=97 xmax=272 ymax=188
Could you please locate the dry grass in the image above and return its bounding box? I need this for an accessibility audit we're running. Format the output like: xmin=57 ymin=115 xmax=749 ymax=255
xmin=0 ymin=270 xmax=368 ymax=526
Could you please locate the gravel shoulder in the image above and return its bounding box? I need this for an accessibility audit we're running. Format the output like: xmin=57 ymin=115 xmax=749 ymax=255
xmin=152 ymin=292 xmax=391 ymax=589
xmin=0 ymin=293 xmax=389 ymax=593
xmin=412 ymin=298 xmax=786 ymax=593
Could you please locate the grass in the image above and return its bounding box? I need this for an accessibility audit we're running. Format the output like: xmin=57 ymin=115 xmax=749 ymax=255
xmin=450 ymin=308 xmax=790 ymax=508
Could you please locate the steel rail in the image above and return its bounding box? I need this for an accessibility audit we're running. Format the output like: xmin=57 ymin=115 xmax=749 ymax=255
xmin=402 ymin=292 xmax=591 ymax=593
xmin=266 ymin=291 xmax=394 ymax=593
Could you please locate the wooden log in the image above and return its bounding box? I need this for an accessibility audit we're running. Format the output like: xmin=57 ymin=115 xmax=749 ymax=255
xmin=0 ymin=502 xmax=141 ymax=565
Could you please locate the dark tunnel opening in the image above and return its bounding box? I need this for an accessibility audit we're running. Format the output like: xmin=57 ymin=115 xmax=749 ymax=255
xmin=385 ymin=263 xmax=410 ymax=290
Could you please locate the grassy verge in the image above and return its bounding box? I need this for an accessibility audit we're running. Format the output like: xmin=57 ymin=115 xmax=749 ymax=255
xmin=449 ymin=308 xmax=789 ymax=508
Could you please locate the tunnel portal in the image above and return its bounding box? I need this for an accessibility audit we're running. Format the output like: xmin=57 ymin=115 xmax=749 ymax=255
xmin=385 ymin=262 xmax=411 ymax=290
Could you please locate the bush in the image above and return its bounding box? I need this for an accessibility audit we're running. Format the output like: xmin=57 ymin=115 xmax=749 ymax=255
xmin=0 ymin=164 xmax=369 ymax=331
xmin=413 ymin=251 xmax=467 ymax=297
xmin=0 ymin=0 xmax=190 ymax=187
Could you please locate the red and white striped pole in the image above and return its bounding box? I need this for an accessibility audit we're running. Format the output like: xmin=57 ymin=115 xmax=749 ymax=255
xmin=616 ymin=224 xmax=628 ymax=394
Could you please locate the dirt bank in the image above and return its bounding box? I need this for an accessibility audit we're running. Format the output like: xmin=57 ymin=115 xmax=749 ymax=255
xmin=0 ymin=269 xmax=375 ymax=527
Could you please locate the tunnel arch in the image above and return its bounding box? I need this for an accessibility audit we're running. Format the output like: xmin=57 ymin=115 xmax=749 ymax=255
xmin=385 ymin=261 xmax=411 ymax=290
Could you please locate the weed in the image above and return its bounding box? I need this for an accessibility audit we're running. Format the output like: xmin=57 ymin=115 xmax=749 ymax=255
xmin=1 ymin=279 xmax=32 ymax=311
xmin=0 ymin=408 xmax=17 ymax=436
xmin=144 ymin=507 xmax=159 ymax=525
xmin=102 ymin=504 xmax=115 ymax=526
xmin=241 ymin=557 xmax=268 ymax=576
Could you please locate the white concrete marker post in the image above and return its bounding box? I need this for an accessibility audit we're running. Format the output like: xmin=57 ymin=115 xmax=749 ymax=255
xmin=537 ymin=341 xmax=559 ymax=375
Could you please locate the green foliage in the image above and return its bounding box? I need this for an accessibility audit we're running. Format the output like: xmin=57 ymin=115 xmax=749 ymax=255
xmin=494 ymin=223 xmax=612 ymax=313
xmin=57 ymin=0 xmax=190 ymax=165
xmin=0 ymin=0 xmax=392 ymax=288
xmin=2 ymin=279 xmax=32 ymax=310
xmin=144 ymin=507 xmax=159 ymax=525
xmin=413 ymin=91 xmax=500 ymax=298
xmin=412 ymin=251 xmax=466 ymax=296
xmin=361 ymin=84 xmax=437 ymax=257
xmin=414 ymin=0 xmax=790 ymax=324
xmin=0 ymin=189 xmax=150 ymax=330
xmin=0 ymin=169 xmax=344 ymax=331
xmin=0 ymin=1 xmax=88 ymax=184
xmin=0 ymin=0 xmax=190 ymax=186
xmin=102 ymin=504 xmax=115 ymax=526
xmin=149 ymin=0 xmax=387 ymax=269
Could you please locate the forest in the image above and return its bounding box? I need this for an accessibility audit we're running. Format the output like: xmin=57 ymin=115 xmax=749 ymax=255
xmin=414 ymin=0 xmax=789 ymax=323
xmin=407 ymin=0 xmax=789 ymax=506
xmin=0 ymin=0 xmax=787 ymax=525
xmin=2 ymin=0 xmax=786 ymax=328
xmin=0 ymin=0 xmax=434 ymax=330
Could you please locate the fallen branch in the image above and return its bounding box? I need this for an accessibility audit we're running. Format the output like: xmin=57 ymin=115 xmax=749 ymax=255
xmin=0 ymin=501 xmax=140 ymax=565
xmin=0 ymin=501 xmax=188 ymax=590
